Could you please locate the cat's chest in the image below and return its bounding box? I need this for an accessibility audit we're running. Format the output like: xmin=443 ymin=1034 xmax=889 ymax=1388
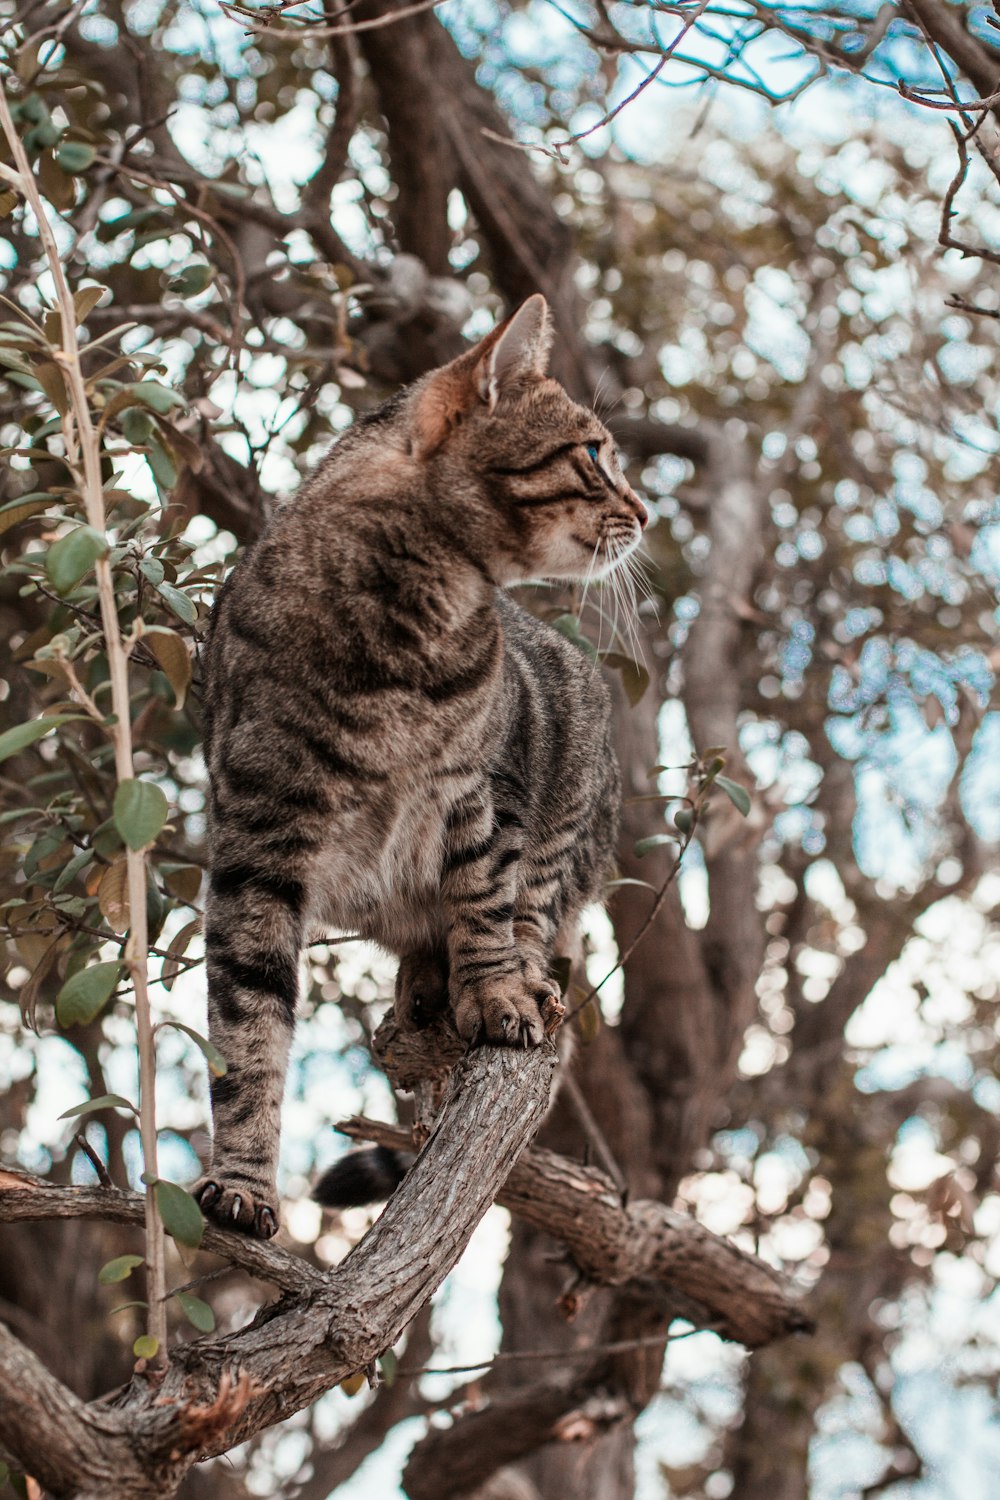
xmin=306 ymin=772 xmax=474 ymax=946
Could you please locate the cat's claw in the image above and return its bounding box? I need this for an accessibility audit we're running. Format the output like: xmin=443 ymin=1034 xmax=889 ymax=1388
xmin=193 ymin=1177 xmax=279 ymax=1239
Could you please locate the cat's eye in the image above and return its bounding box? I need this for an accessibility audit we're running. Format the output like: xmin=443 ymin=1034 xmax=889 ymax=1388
xmin=585 ymin=442 xmax=601 ymax=463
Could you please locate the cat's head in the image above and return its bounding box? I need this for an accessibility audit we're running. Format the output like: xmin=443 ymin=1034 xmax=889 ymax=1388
xmin=399 ymin=296 xmax=647 ymax=585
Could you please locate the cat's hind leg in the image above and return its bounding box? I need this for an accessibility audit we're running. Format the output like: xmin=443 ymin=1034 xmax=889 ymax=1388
xmin=393 ymin=947 xmax=450 ymax=1029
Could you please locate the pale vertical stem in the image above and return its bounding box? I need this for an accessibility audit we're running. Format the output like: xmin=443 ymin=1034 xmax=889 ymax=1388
xmin=0 ymin=84 xmax=168 ymax=1357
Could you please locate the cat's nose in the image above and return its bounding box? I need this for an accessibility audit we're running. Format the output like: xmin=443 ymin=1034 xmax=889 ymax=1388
xmin=631 ymin=491 xmax=649 ymax=530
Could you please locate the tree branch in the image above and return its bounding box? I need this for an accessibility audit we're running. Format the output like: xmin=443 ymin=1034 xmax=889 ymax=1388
xmin=0 ymin=1045 xmax=556 ymax=1497
xmin=337 ymin=1110 xmax=812 ymax=1350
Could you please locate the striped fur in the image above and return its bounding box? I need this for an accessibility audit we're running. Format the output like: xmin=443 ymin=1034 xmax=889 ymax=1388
xmin=194 ymin=296 xmax=647 ymax=1237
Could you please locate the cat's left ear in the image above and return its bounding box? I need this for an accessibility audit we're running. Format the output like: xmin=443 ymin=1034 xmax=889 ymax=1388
xmin=412 ymin=294 xmax=552 ymax=459
xmin=475 ymin=294 xmax=553 ymax=409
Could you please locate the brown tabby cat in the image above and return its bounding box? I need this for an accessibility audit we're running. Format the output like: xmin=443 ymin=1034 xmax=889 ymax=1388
xmin=194 ymin=295 xmax=647 ymax=1239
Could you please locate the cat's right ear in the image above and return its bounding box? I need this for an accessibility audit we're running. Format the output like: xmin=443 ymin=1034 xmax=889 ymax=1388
xmin=412 ymin=295 xmax=552 ymax=459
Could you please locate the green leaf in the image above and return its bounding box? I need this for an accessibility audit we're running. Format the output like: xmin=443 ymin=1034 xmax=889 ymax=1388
xmin=121 ymin=406 xmax=154 ymax=445
xmin=113 ymin=778 xmax=168 ymax=850
xmin=175 ymin=1291 xmax=215 ymax=1332
xmin=56 ymin=962 xmax=121 ymax=1027
xmin=56 ymin=140 xmax=97 ymax=173
xmin=133 ymin=1334 xmax=159 ymax=1360
xmin=147 ymin=433 xmax=177 ymax=489
xmin=715 ymin=775 xmax=751 ymax=817
xmin=673 ymin=808 xmax=694 ymax=834
xmin=0 ymin=713 xmax=77 ymax=764
xmin=143 ymin=626 xmax=191 ymax=708
xmin=125 ymin=380 xmax=185 ymax=414
xmin=59 ymin=1093 xmax=136 ymax=1120
xmin=155 ymin=580 xmax=197 ymax=625
xmin=161 ymin=1020 xmax=227 ymax=1076
xmin=168 ymin=265 xmax=214 ymax=296
xmin=379 ymin=1349 xmax=398 ymax=1387
xmin=98 ymin=1254 xmax=144 ymax=1285
xmin=138 ymin=554 xmax=164 ymax=585
xmin=156 ymin=1179 xmax=204 ymax=1249
xmin=634 ymin=834 xmax=677 ymax=857
xmin=52 ymin=846 xmax=93 ymax=894
xmin=46 ymin=525 xmax=108 ymax=594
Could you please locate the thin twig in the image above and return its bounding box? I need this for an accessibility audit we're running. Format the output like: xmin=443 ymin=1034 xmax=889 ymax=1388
xmin=395 ymin=1325 xmax=716 ymax=1378
xmin=568 ymin=822 xmax=697 ymax=1021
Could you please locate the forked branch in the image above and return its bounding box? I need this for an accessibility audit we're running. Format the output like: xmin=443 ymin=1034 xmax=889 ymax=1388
xmin=0 ymin=1045 xmax=556 ymax=1498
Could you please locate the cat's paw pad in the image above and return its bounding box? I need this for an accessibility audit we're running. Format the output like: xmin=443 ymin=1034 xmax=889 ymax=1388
xmin=394 ymin=950 xmax=449 ymax=1030
xmin=194 ymin=1177 xmax=279 ymax=1239
xmin=453 ymin=971 xmax=558 ymax=1048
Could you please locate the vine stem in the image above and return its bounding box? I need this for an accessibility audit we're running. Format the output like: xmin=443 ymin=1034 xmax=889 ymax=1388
xmin=0 ymin=82 xmax=168 ymax=1361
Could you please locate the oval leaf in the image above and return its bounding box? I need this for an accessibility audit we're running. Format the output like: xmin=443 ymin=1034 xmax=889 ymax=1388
xmin=163 ymin=1020 xmax=227 ymax=1077
xmin=155 ymin=580 xmax=197 ymax=625
xmin=113 ymin=779 xmax=168 ymax=850
xmin=160 ymin=917 xmax=201 ymax=992
xmin=125 ymin=380 xmax=185 ymax=414
xmin=56 ymin=140 xmax=96 ymax=173
xmin=168 ymin=265 xmax=213 ymax=296
xmin=143 ymin=626 xmax=191 ymax=709
xmin=56 ymin=962 xmax=121 ymax=1027
xmin=59 ymin=1092 xmax=136 ymax=1120
xmin=133 ymin=1334 xmax=159 ymax=1360
xmin=715 ymin=775 xmax=751 ymax=817
xmin=340 ymin=1372 xmax=366 ymax=1397
xmin=156 ymin=1179 xmax=204 ymax=1249
xmin=0 ymin=713 xmax=77 ymax=764
xmin=634 ymin=833 xmax=677 ymax=858
xmin=98 ymin=1254 xmax=144 ymax=1285
xmin=175 ymin=1291 xmax=215 ymax=1332
xmin=46 ymin=525 xmax=108 ymax=594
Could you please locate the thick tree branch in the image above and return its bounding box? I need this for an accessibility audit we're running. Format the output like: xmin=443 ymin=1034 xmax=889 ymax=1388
xmin=337 ymin=1111 xmax=812 ymax=1350
xmin=0 ymin=1045 xmax=556 ymax=1497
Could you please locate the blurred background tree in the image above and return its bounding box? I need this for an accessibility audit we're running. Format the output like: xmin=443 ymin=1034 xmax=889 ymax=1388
xmin=1 ymin=1 xmax=998 ymax=1497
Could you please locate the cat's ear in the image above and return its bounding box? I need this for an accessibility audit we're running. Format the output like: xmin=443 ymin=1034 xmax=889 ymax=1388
xmin=476 ymin=294 xmax=553 ymax=408
xmin=412 ymin=295 xmax=552 ymax=459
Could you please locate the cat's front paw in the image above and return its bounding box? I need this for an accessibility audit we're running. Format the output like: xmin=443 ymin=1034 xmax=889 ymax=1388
xmin=453 ymin=964 xmax=561 ymax=1047
xmin=193 ymin=1176 xmax=279 ymax=1239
